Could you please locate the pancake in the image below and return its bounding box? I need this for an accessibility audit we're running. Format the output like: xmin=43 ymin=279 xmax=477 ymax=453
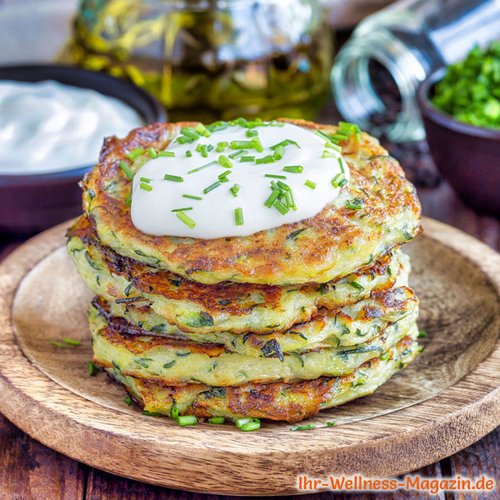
xmin=68 ymin=215 xmax=410 ymax=334
xmin=107 ymin=335 xmax=420 ymax=422
xmin=90 ymin=301 xmax=418 ymax=386
xmin=81 ymin=118 xmax=421 ymax=285
xmin=92 ymin=280 xmax=418 ymax=357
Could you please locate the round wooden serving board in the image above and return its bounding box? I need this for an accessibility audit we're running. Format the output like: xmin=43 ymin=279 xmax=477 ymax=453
xmin=0 ymin=218 xmax=499 ymax=496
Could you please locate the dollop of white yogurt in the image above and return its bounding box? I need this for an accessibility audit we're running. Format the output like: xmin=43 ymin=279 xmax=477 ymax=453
xmin=0 ymin=80 xmax=143 ymax=174
xmin=131 ymin=122 xmax=350 ymax=239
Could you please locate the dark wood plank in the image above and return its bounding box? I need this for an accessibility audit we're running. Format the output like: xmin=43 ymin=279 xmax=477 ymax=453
xmin=0 ymin=413 xmax=85 ymax=500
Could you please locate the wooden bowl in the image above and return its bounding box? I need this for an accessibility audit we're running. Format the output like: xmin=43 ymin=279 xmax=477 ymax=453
xmin=417 ymin=69 xmax=500 ymax=218
xmin=0 ymin=65 xmax=166 ymax=235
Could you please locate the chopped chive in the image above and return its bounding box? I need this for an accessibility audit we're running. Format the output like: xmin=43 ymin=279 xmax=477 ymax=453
xmin=234 ymin=207 xmax=244 ymax=226
xmin=274 ymin=199 xmax=289 ymax=215
xmin=185 ymin=150 xmax=192 ymax=157
xmin=272 ymin=145 xmax=285 ymax=160
xmin=305 ymin=179 xmax=317 ymax=189
xmin=265 ymin=187 xmax=280 ymax=208
xmin=196 ymin=143 xmax=209 ymax=158
xmin=177 ymin=415 xmax=198 ymax=426
xmin=339 ymin=178 xmax=348 ymax=188
xmin=331 ymin=133 xmax=349 ymax=143
xmin=139 ymin=176 xmax=151 ymax=183
xmin=171 ymin=207 xmax=193 ymax=212
xmin=331 ymin=173 xmax=345 ymax=188
xmin=283 ymin=165 xmax=303 ymax=173
xmin=207 ymin=144 xmax=214 ymax=152
xmin=218 ymin=155 xmax=233 ymax=169
xmin=338 ymin=157 xmax=345 ymax=173
xmin=349 ymin=281 xmax=364 ymax=291
xmin=230 ymin=140 xmax=255 ymax=149
xmin=126 ymin=147 xmax=145 ymax=160
xmin=264 ymin=173 xmax=287 ymax=179
xmin=157 ymin=151 xmax=175 ymax=157
xmin=218 ymin=170 xmax=232 ymax=183
xmin=123 ymin=395 xmax=133 ymax=406
xmin=203 ymin=181 xmax=221 ymax=194
xmin=277 ymin=180 xmax=290 ymax=191
xmin=235 ymin=417 xmax=260 ymax=430
xmin=326 ymin=421 xmax=336 ymax=427
xmin=188 ymin=160 xmax=217 ymax=174
xmin=176 ymin=211 xmax=196 ymax=229
xmin=207 ymin=120 xmax=229 ymax=132
xmin=195 ymin=123 xmax=211 ymax=137
xmin=240 ymin=155 xmax=255 ymax=162
xmin=179 ymin=127 xmax=199 ymax=141
xmin=140 ymin=183 xmax=152 ymax=191
xmin=208 ymin=416 xmax=225 ymax=424
xmin=270 ymin=139 xmax=300 ymax=150
xmin=171 ymin=405 xmax=179 ymax=418
xmin=345 ymin=198 xmax=364 ymax=210
xmin=290 ymin=424 xmax=316 ymax=431
xmin=324 ymin=141 xmax=343 ymax=152
xmin=88 ymin=361 xmax=99 ymax=376
xmin=119 ymin=160 xmax=134 ymax=180
xmin=230 ymin=184 xmax=240 ymax=197
xmin=322 ymin=150 xmax=336 ymax=158
xmin=50 ymin=340 xmax=68 ymax=348
xmin=284 ymin=190 xmax=296 ymax=211
xmin=163 ymin=174 xmax=184 ymax=182
xmin=62 ymin=338 xmax=81 ymax=346
xmin=182 ymin=194 xmax=202 ymax=200
xmin=216 ymin=141 xmax=229 ymax=153
xmin=228 ymin=150 xmax=245 ymax=159
xmin=252 ymin=136 xmax=263 ymax=152
xmin=240 ymin=421 xmax=261 ymax=432
xmin=147 ymin=147 xmax=158 ymax=158
xmin=339 ymin=121 xmax=361 ymax=135
xmin=256 ymin=155 xmax=275 ymax=164
xmin=418 ymin=330 xmax=428 ymax=338
xmin=245 ymin=129 xmax=258 ymax=137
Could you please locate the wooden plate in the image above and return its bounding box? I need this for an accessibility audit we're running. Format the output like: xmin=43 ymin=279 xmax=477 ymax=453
xmin=0 ymin=217 xmax=499 ymax=496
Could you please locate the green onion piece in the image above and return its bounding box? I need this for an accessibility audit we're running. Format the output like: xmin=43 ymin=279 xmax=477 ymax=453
xmin=245 ymin=129 xmax=258 ymax=137
xmin=185 ymin=150 xmax=192 ymax=157
xmin=326 ymin=421 xmax=336 ymax=427
xmin=180 ymin=127 xmax=199 ymax=141
xmin=195 ymin=123 xmax=211 ymax=137
xmin=339 ymin=178 xmax=348 ymax=188
xmin=276 ymin=180 xmax=290 ymax=191
xmin=157 ymin=151 xmax=175 ymax=157
xmin=139 ymin=176 xmax=151 ymax=183
xmin=240 ymin=421 xmax=261 ymax=432
xmin=126 ymin=147 xmax=145 ymax=160
xmin=284 ymin=190 xmax=296 ymax=211
xmin=50 ymin=340 xmax=68 ymax=348
xmin=274 ymin=199 xmax=289 ymax=215
xmin=207 ymin=144 xmax=214 ymax=152
xmin=147 ymin=147 xmax=158 ymax=158
xmin=218 ymin=155 xmax=233 ymax=169
xmin=345 ymin=198 xmax=364 ymax=210
xmin=177 ymin=415 xmax=198 ymax=426
xmin=252 ymin=136 xmax=264 ymax=152
xmin=62 ymin=338 xmax=81 ymax=346
xmin=349 ymin=281 xmax=364 ymax=291
xmin=142 ymin=410 xmax=162 ymax=417
xmin=322 ymin=150 xmax=336 ymax=158
xmin=235 ymin=417 xmax=260 ymax=429
xmin=230 ymin=184 xmax=240 ymax=197
xmin=188 ymin=160 xmax=217 ymax=174
xmin=230 ymin=140 xmax=255 ymax=150
xmin=87 ymin=361 xmax=99 ymax=376
xmin=418 ymin=330 xmax=428 ymax=338
xmin=207 ymin=120 xmax=229 ymax=132
xmin=119 ymin=160 xmax=134 ymax=180
xmin=290 ymin=424 xmax=316 ymax=431
xmin=338 ymin=157 xmax=345 ymax=173
xmin=125 ymin=197 xmax=132 ymax=207
xmin=265 ymin=187 xmax=280 ymax=208
xmin=228 ymin=150 xmax=245 ymax=159
xmin=176 ymin=211 xmax=196 ymax=229
xmin=339 ymin=121 xmax=361 ymax=135
xmin=234 ymin=207 xmax=244 ymax=226
xmin=171 ymin=405 xmax=179 ymax=418
xmin=208 ymin=416 xmax=225 ymax=424
xmin=196 ymin=143 xmax=209 ymax=158
xmin=331 ymin=133 xmax=349 ymax=143
xmin=171 ymin=207 xmax=193 ymax=212
xmin=272 ymin=145 xmax=285 ymax=161
xmin=140 ymin=183 xmax=153 ymax=192
xmin=240 ymin=155 xmax=255 ymax=162
xmin=232 ymin=117 xmax=250 ymax=127
xmin=182 ymin=194 xmax=202 ymax=200
xmin=270 ymin=139 xmax=300 ymax=150
xmin=123 ymin=395 xmax=133 ymax=406
xmin=256 ymin=155 xmax=275 ymax=164
xmin=216 ymin=141 xmax=228 ymax=153
xmin=163 ymin=174 xmax=184 ymax=182
xmin=283 ymin=165 xmax=303 ymax=173
xmin=324 ymin=141 xmax=342 ymax=152
xmin=331 ymin=173 xmax=345 ymax=188
xmin=218 ymin=170 xmax=231 ymax=183
xmin=264 ymin=173 xmax=287 ymax=179
xmin=305 ymin=179 xmax=316 ymax=189
xmin=203 ymin=181 xmax=221 ymax=194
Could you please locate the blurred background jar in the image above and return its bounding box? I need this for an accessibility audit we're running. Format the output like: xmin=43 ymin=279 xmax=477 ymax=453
xmin=331 ymin=0 xmax=500 ymax=142
xmin=61 ymin=0 xmax=333 ymax=122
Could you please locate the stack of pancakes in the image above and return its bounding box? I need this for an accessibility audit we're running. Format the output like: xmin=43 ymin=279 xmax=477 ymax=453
xmin=67 ymin=119 xmax=422 ymax=424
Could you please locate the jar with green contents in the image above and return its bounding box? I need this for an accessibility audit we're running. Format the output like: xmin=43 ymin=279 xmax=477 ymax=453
xmin=63 ymin=0 xmax=333 ymax=121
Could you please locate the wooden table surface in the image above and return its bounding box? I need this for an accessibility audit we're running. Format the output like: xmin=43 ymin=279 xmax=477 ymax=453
xmin=0 ymin=182 xmax=499 ymax=499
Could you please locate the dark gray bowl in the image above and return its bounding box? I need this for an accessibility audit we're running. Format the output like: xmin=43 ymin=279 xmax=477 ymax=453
xmin=417 ymin=68 xmax=500 ymax=218
xmin=0 ymin=65 xmax=166 ymax=234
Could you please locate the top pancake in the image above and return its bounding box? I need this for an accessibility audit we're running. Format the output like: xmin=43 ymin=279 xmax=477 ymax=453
xmin=82 ymin=118 xmax=421 ymax=285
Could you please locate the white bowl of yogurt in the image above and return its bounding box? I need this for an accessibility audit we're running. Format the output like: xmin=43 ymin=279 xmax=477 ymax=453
xmin=0 ymin=65 xmax=165 ymax=233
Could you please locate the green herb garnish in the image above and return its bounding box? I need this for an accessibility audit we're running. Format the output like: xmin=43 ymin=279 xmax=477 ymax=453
xmin=176 ymin=211 xmax=196 ymax=229
xmin=234 ymin=207 xmax=244 ymax=226
xmin=163 ymin=174 xmax=184 ymax=182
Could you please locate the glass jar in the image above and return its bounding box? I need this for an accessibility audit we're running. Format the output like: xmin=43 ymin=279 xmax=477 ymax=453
xmin=331 ymin=0 xmax=500 ymax=142
xmin=62 ymin=0 xmax=333 ymax=122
